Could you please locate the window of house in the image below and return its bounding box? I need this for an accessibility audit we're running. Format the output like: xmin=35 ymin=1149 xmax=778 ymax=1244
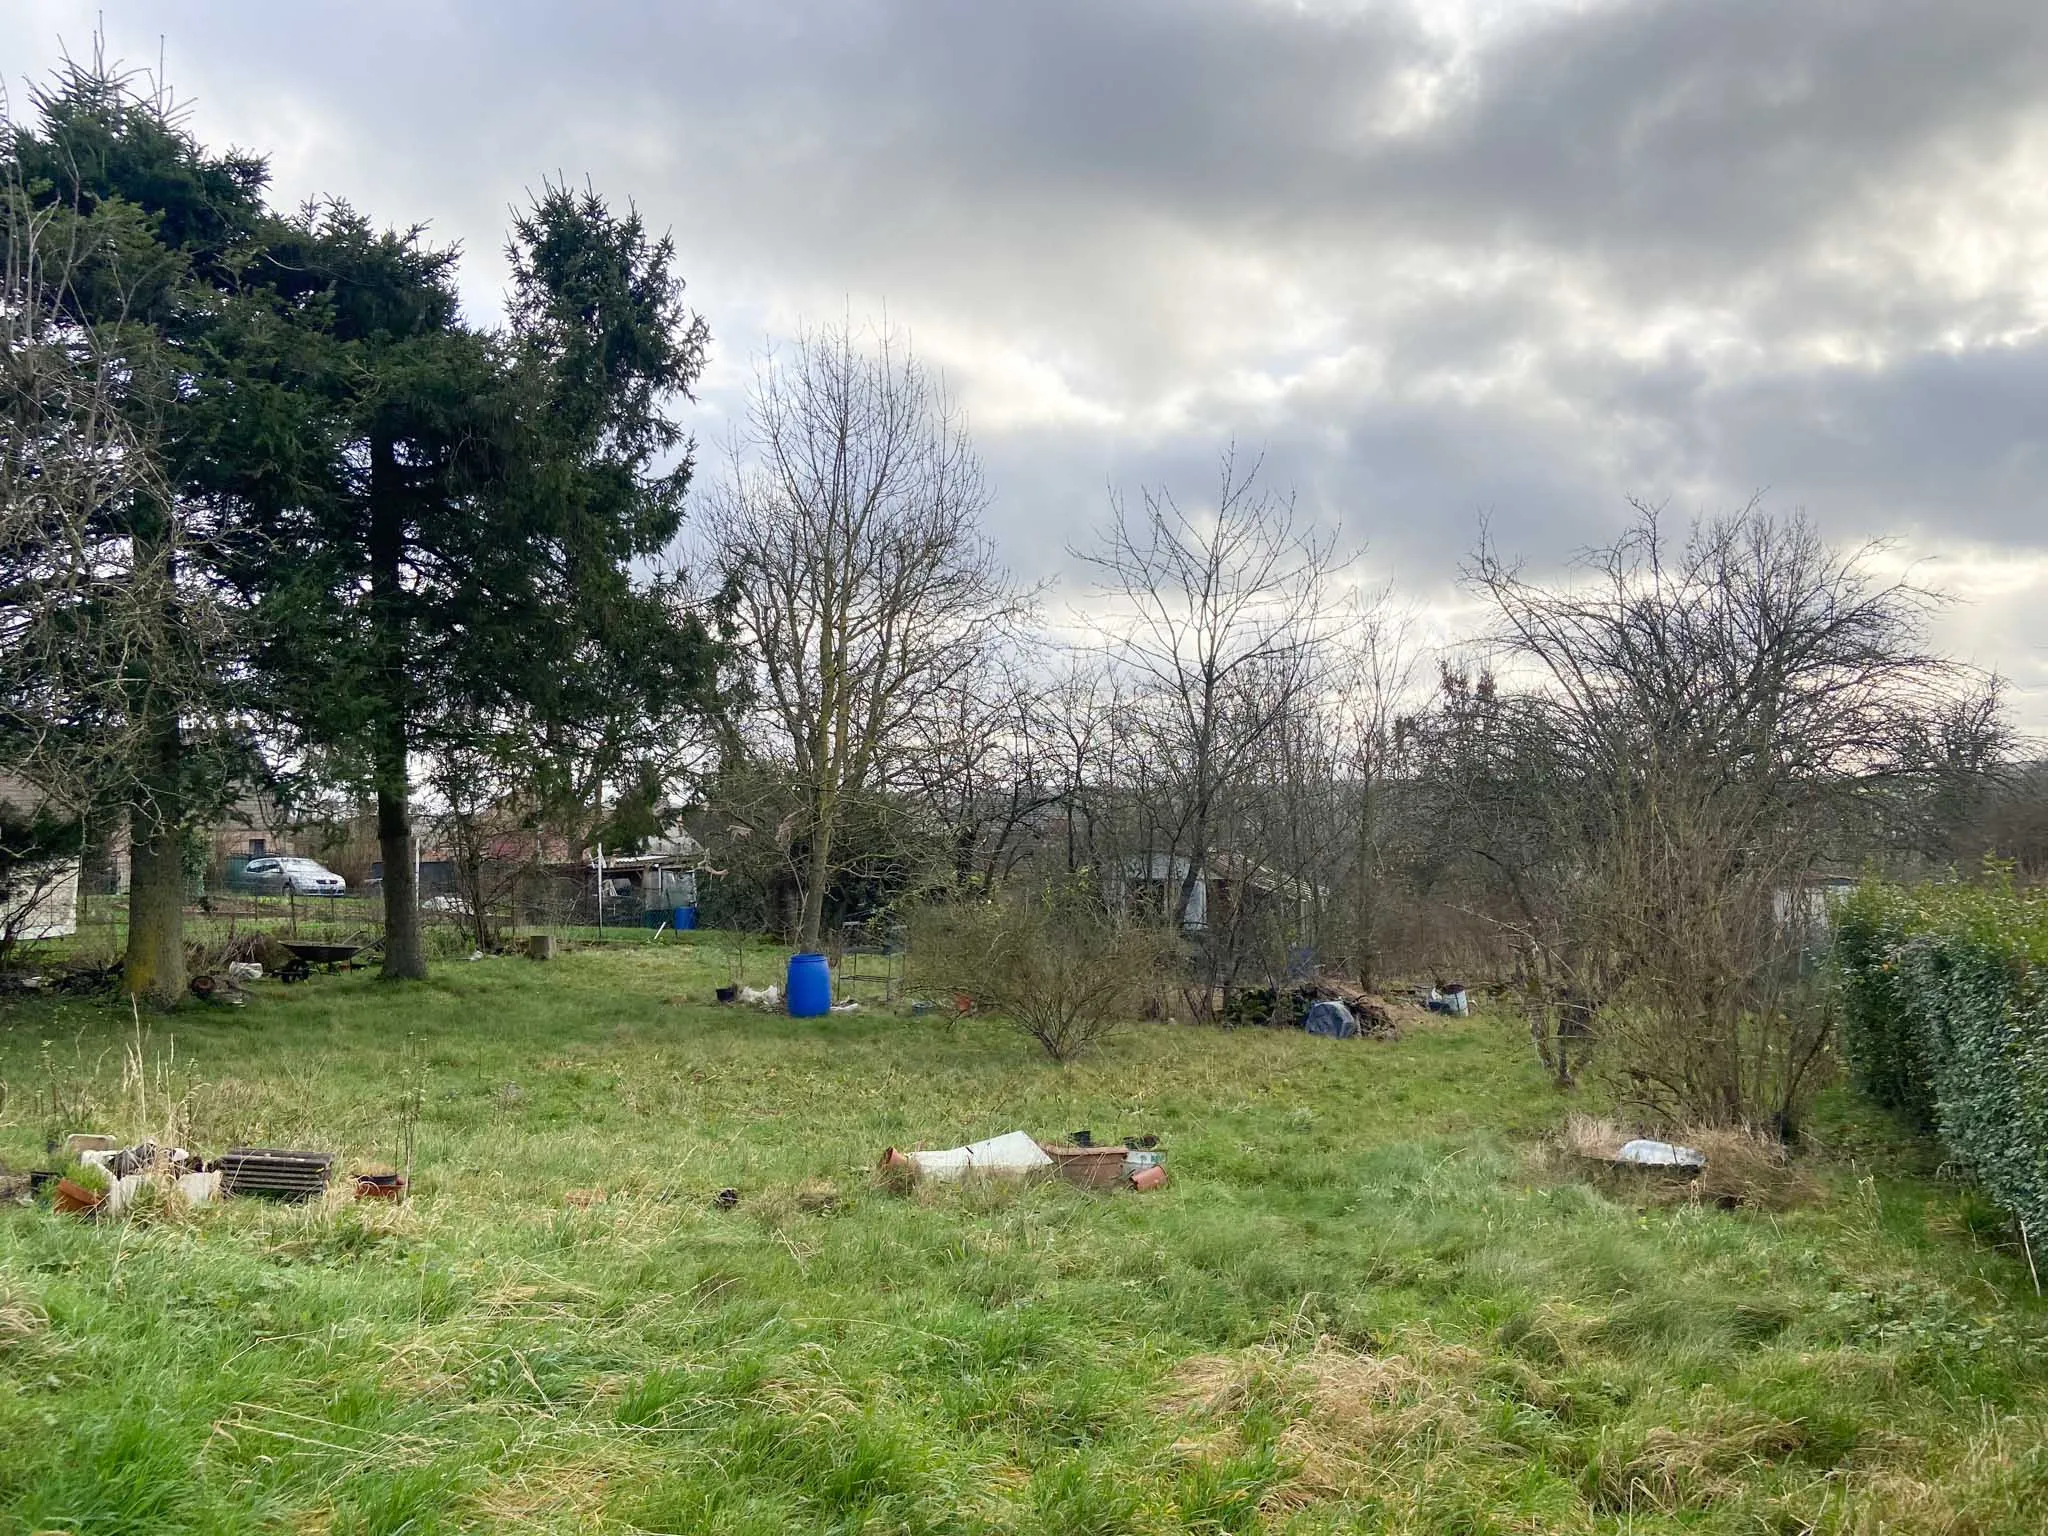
xmin=249 ymin=838 xmax=266 ymax=855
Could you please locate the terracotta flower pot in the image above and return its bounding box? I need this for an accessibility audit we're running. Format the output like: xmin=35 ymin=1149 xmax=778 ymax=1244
xmin=53 ymin=1177 xmax=105 ymax=1215
xmin=1128 ymin=1164 xmax=1168 ymax=1193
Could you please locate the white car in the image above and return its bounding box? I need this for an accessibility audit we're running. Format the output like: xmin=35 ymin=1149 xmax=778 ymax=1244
xmin=243 ymin=856 xmax=347 ymax=895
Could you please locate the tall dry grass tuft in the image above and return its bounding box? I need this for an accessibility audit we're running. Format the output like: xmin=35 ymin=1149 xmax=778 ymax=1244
xmin=1162 ymin=1336 xmax=1493 ymax=1512
xmin=1584 ymin=1402 xmax=1811 ymax=1515
xmin=0 ymin=1282 xmax=48 ymax=1347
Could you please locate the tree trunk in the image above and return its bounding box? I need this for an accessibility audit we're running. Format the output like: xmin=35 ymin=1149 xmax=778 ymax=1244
xmin=377 ymin=779 xmax=424 ymax=979
xmin=124 ymin=791 xmax=186 ymax=1006
xmin=1353 ymin=777 xmax=1378 ymax=994
xmin=369 ymin=430 xmax=426 ymax=980
xmin=798 ymin=812 xmax=833 ymax=950
xmin=124 ymin=508 xmax=186 ymax=1006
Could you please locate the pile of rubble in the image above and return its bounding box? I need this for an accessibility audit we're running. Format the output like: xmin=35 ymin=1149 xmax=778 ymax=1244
xmin=1222 ymin=977 xmax=1408 ymax=1038
xmin=5 ymin=1133 xmax=396 ymax=1218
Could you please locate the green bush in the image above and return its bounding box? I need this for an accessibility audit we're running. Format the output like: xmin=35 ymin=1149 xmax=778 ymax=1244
xmin=1835 ymin=879 xmax=2048 ymax=1245
xmin=1833 ymin=884 xmax=1936 ymax=1128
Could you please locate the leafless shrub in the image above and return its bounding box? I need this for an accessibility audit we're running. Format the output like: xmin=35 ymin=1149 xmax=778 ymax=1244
xmin=1424 ymin=503 xmax=2002 ymax=1127
xmin=908 ymin=881 xmax=1177 ymax=1063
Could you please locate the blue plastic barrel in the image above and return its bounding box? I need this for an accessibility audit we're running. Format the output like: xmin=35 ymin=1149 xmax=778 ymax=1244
xmin=786 ymin=951 xmax=830 ymax=1017
xmin=672 ymin=905 xmax=698 ymax=931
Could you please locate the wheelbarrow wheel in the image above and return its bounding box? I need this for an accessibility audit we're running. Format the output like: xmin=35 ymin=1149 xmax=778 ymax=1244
xmin=280 ymin=958 xmax=312 ymax=984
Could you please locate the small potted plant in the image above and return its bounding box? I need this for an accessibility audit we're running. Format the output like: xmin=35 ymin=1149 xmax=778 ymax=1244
xmin=53 ymin=1161 xmax=111 ymax=1216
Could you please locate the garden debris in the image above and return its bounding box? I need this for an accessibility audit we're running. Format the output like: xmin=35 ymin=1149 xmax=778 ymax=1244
xmin=881 ymin=1129 xmax=1169 ymax=1192
xmin=565 ymin=1188 xmax=607 ymax=1208
xmin=187 ymin=971 xmax=247 ymax=1004
xmin=1044 ymin=1143 xmax=1129 ymax=1187
xmin=53 ymin=1177 xmax=103 ymax=1215
xmin=101 ymin=1168 xmax=222 ymax=1213
xmin=737 ymin=983 xmax=781 ymax=1009
xmin=64 ymin=1133 xmax=116 ymax=1158
xmin=354 ymin=1172 xmax=406 ymax=1200
xmin=1554 ymin=1114 xmax=1821 ymax=1210
xmin=713 ymin=1186 xmax=740 ymax=1209
xmin=1425 ymin=983 xmax=1470 ymax=1016
xmin=8 ymin=959 xmax=120 ymax=996
xmin=78 ymin=1140 xmax=194 ymax=1178
xmin=1303 ymin=1000 xmax=1357 ymax=1039
xmin=1225 ymin=979 xmax=1401 ymax=1038
xmin=217 ymin=1148 xmax=333 ymax=1202
xmin=1562 ymin=1117 xmax=1704 ymax=1174
xmin=879 ymin=1129 xmax=1053 ymax=1182
xmin=1617 ymin=1137 xmax=1707 ymax=1170
xmin=227 ymin=961 xmax=263 ymax=982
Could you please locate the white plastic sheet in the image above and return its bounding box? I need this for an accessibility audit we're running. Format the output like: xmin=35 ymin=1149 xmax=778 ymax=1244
xmin=1616 ymin=1137 xmax=1706 ymax=1169
xmin=909 ymin=1130 xmax=1054 ymax=1181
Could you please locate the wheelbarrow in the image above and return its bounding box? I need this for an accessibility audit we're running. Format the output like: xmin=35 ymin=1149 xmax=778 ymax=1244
xmin=277 ymin=937 xmax=381 ymax=983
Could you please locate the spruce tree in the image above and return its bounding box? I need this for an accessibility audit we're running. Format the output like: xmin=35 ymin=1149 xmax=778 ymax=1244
xmin=2 ymin=57 xmax=270 ymax=1002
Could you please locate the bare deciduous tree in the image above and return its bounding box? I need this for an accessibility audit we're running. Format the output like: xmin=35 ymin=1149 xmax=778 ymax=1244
xmin=704 ymin=319 xmax=1028 ymax=948
xmin=1440 ymin=502 xmax=2004 ymax=1126
xmin=1075 ymin=449 xmax=1346 ymax=1012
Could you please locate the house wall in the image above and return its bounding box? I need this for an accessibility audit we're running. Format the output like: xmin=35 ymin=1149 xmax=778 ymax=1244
xmin=5 ymin=860 xmax=79 ymax=940
xmin=1116 ymin=854 xmax=1209 ymax=929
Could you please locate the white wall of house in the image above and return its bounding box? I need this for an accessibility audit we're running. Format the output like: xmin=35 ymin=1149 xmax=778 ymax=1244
xmin=4 ymin=859 xmax=79 ymax=940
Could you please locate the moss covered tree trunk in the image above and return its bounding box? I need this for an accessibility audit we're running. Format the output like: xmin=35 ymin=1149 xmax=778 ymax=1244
xmin=370 ymin=431 xmax=426 ymax=980
xmin=122 ymin=512 xmax=187 ymax=1007
xmin=123 ymin=766 xmax=186 ymax=1005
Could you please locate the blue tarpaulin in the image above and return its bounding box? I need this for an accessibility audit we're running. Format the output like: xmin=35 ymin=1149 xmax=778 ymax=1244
xmin=1302 ymin=1000 xmax=1357 ymax=1039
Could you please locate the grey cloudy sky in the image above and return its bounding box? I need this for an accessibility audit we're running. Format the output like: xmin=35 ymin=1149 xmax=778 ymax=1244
xmin=8 ymin=1 xmax=2048 ymax=722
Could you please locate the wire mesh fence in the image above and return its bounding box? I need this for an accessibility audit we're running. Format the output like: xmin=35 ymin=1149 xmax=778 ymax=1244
xmin=53 ymin=874 xmax=704 ymax=971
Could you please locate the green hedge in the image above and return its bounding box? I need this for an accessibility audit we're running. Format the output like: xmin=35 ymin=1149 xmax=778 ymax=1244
xmin=1835 ymin=880 xmax=2048 ymax=1245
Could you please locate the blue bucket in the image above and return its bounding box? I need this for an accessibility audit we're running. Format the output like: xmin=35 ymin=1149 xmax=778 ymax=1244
xmin=786 ymin=951 xmax=831 ymax=1017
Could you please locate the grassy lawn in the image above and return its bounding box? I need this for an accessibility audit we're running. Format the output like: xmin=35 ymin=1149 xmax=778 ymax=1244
xmin=3 ymin=938 xmax=2046 ymax=1534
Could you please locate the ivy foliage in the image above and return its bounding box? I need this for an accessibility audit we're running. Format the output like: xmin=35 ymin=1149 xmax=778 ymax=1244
xmin=1836 ymin=878 xmax=2048 ymax=1244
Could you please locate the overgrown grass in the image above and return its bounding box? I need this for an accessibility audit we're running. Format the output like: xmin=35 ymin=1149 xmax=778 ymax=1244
xmin=3 ymin=937 xmax=2047 ymax=1532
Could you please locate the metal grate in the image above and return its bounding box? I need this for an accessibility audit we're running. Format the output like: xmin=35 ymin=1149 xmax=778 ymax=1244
xmin=218 ymin=1148 xmax=333 ymax=1202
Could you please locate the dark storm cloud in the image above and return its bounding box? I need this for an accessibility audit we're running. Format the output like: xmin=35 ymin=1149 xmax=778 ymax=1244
xmin=7 ymin=0 xmax=2048 ymax=712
